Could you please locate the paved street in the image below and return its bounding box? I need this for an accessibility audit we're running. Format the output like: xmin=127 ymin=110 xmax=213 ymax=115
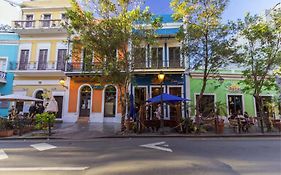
xmin=0 ymin=137 xmax=280 ymax=175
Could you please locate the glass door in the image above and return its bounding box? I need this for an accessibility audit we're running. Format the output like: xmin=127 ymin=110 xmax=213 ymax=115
xmin=228 ymin=95 xmax=243 ymax=116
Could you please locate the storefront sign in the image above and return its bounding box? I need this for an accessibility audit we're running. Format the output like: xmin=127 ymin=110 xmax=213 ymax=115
xmin=92 ymin=84 xmax=104 ymax=90
xmin=228 ymin=83 xmax=241 ymax=93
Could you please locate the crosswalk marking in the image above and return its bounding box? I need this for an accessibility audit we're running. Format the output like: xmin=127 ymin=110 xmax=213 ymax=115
xmin=30 ymin=143 xmax=57 ymax=151
xmin=0 ymin=150 xmax=8 ymax=160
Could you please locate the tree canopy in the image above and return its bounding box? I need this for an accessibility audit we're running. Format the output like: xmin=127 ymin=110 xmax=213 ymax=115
xmin=65 ymin=0 xmax=161 ymax=130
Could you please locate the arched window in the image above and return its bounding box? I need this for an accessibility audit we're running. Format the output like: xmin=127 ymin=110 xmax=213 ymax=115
xmin=79 ymin=86 xmax=91 ymax=117
xmin=104 ymin=85 xmax=116 ymax=117
xmin=35 ymin=90 xmax=44 ymax=106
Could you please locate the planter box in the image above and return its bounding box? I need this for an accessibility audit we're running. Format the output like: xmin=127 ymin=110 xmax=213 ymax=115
xmin=0 ymin=130 xmax=14 ymax=137
xmin=217 ymin=124 xmax=224 ymax=134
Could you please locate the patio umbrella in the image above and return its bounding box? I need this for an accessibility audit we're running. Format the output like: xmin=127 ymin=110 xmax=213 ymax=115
xmin=0 ymin=94 xmax=43 ymax=102
xmin=146 ymin=93 xmax=190 ymax=104
xmin=129 ymin=94 xmax=136 ymax=120
xmin=45 ymin=96 xmax=58 ymax=113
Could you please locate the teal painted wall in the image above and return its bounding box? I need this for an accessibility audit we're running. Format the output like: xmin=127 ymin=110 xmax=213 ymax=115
xmin=190 ymin=78 xmax=279 ymax=117
xmin=0 ymin=33 xmax=19 ymax=117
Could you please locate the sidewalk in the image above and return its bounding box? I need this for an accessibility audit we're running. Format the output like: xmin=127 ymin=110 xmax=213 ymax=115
xmin=1 ymin=122 xmax=280 ymax=140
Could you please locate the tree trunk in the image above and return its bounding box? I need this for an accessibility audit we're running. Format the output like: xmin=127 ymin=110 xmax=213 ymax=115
xmin=195 ymin=75 xmax=208 ymax=131
xmin=254 ymin=94 xmax=264 ymax=133
xmin=119 ymin=85 xmax=128 ymax=132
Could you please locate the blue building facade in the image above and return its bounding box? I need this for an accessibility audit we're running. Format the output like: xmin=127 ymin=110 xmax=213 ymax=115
xmin=132 ymin=14 xmax=189 ymax=120
xmin=0 ymin=32 xmax=19 ymax=117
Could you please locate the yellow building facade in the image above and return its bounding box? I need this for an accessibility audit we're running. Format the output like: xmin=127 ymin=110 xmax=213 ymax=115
xmin=12 ymin=0 xmax=71 ymax=119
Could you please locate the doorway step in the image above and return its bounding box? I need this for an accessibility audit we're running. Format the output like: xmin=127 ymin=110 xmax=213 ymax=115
xmin=77 ymin=117 xmax=89 ymax=123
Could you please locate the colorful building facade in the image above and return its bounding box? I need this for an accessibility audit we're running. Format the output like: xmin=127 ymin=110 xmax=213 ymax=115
xmin=0 ymin=31 xmax=19 ymax=116
xmin=132 ymin=15 xmax=189 ymax=120
xmin=7 ymin=0 xmax=279 ymax=123
xmin=12 ymin=0 xmax=71 ymax=119
xmin=64 ymin=43 xmax=123 ymax=122
xmin=190 ymin=71 xmax=280 ymax=119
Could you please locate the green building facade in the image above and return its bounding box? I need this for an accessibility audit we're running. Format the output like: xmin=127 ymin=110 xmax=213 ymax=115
xmin=189 ymin=72 xmax=280 ymax=118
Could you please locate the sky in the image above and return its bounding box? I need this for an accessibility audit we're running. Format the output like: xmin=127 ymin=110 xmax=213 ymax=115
xmin=144 ymin=0 xmax=280 ymax=22
xmin=4 ymin=0 xmax=281 ymax=23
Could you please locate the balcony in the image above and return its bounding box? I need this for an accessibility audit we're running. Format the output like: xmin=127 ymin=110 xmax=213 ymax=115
xmin=0 ymin=71 xmax=7 ymax=83
xmin=133 ymin=59 xmax=184 ymax=70
xmin=66 ymin=62 xmax=102 ymax=73
xmin=14 ymin=61 xmax=65 ymax=77
xmin=12 ymin=19 xmax=67 ymax=34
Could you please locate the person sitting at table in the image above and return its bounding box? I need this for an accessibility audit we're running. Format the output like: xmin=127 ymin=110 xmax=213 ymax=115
xmin=242 ymin=111 xmax=251 ymax=132
xmin=228 ymin=112 xmax=236 ymax=120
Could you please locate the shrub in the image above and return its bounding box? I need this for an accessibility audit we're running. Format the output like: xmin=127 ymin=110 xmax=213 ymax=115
xmin=0 ymin=118 xmax=14 ymax=131
xmin=35 ymin=112 xmax=55 ymax=131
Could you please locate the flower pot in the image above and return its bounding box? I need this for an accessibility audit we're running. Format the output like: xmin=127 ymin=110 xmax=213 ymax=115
xmin=217 ymin=123 xmax=224 ymax=134
xmin=0 ymin=130 xmax=14 ymax=137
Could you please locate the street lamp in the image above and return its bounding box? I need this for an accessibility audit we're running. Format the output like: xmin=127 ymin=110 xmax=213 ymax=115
xmin=218 ymin=76 xmax=224 ymax=84
xmin=158 ymin=71 xmax=165 ymax=134
xmin=59 ymin=78 xmax=68 ymax=89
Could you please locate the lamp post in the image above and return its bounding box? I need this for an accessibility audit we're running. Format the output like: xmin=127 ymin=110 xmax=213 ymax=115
xmin=158 ymin=71 xmax=165 ymax=134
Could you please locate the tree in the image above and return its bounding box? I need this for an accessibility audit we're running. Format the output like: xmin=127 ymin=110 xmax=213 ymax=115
xmin=170 ymin=0 xmax=237 ymax=126
xmin=234 ymin=10 xmax=281 ymax=132
xmin=65 ymin=0 xmax=160 ymax=131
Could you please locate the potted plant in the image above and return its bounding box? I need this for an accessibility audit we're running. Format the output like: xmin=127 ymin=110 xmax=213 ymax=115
xmin=214 ymin=101 xmax=227 ymax=134
xmin=35 ymin=112 xmax=56 ymax=136
xmin=0 ymin=118 xmax=14 ymax=137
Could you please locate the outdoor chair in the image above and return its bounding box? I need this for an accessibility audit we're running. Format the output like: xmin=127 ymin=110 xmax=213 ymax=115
xmin=272 ymin=119 xmax=281 ymax=132
xmin=201 ymin=117 xmax=216 ymax=131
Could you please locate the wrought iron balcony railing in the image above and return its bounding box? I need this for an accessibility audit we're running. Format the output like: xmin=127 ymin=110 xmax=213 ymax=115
xmin=65 ymin=59 xmax=184 ymax=73
xmin=133 ymin=59 xmax=184 ymax=69
xmin=13 ymin=19 xmax=67 ymax=29
xmin=16 ymin=61 xmax=65 ymax=71
xmin=66 ymin=62 xmax=102 ymax=72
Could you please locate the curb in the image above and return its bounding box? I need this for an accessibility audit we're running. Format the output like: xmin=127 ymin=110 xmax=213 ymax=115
xmin=0 ymin=137 xmax=64 ymax=140
xmin=99 ymin=134 xmax=281 ymax=139
xmin=1 ymin=134 xmax=280 ymax=140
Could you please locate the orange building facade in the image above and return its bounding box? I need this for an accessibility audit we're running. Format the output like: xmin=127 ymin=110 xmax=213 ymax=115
xmin=63 ymin=50 xmax=123 ymax=123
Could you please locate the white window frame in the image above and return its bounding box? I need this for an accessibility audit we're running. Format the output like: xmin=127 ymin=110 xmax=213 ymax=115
xmin=55 ymin=42 xmax=68 ymax=70
xmin=0 ymin=57 xmax=8 ymax=72
xmin=36 ymin=43 xmax=51 ymax=70
xmin=194 ymin=93 xmax=217 ymax=117
xmin=102 ymin=85 xmax=118 ymax=118
xmin=226 ymin=93 xmax=245 ymax=117
xmin=253 ymin=94 xmax=274 ymax=117
xmin=150 ymin=85 xmax=167 ymax=118
xmin=18 ymin=43 xmax=32 ymax=70
xmin=167 ymin=45 xmax=181 ymax=68
xmin=167 ymin=85 xmax=184 ymax=119
xmin=77 ymin=84 xmax=93 ymax=116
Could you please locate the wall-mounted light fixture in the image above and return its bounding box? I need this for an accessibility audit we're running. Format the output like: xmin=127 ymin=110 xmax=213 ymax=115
xmin=218 ymin=76 xmax=224 ymax=84
xmin=59 ymin=78 xmax=68 ymax=89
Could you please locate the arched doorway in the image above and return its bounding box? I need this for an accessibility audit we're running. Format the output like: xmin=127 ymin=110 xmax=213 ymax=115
xmin=35 ymin=90 xmax=44 ymax=106
xmin=104 ymin=85 xmax=117 ymax=117
xmin=79 ymin=86 xmax=91 ymax=117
